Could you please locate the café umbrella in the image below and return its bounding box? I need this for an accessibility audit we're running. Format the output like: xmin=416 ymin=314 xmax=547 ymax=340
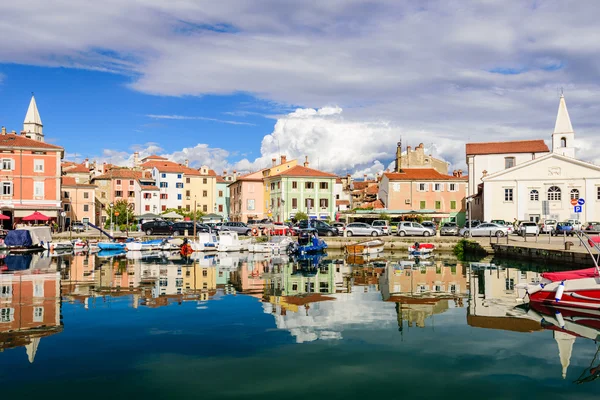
xmin=0 ymin=214 xmax=9 ymax=220
xmin=22 ymin=211 xmax=50 ymax=222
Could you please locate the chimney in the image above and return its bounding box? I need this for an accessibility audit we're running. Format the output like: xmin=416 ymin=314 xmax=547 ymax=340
xmin=272 ymin=158 xmax=276 ymax=167
xmin=20 ymin=130 xmax=27 ymax=136
xmin=1 ymin=127 xmax=5 ymax=135
xmin=133 ymin=152 xmax=139 ymax=167
xmin=280 ymin=155 xmax=287 ymax=164
xmin=184 ymin=159 xmax=189 ymax=167
xmin=223 ymin=170 xmax=227 ymax=175
xmin=457 ymin=169 xmax=463 ymax=177
xmin=84 ymin=158 xmax=90 ymax=168
xmin=363 ymin=174 xmax=367 ymax=181
xmin=418 ymin=143 xmax=424 ymax=148
xmin=407 ymin=145 xmax=411 ymax=152
xmin=11 ymin=130 xmax=16 ymax=135
xmin=303 ymin=156 xmax=309 ymax=168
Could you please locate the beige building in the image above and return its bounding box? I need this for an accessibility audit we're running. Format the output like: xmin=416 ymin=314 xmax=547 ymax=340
xmin=395 ymin=142 xmax=449 ymax=174
xmin=183 ymin=165 xmax=217 ymax=214
xmin=61 ymin=176 xmax=97 ymax=226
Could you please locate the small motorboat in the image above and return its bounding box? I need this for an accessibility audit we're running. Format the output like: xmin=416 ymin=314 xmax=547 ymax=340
xmin=217 ymin=231 xmax=247 ymax=252
xmin=248 ymin=236 xmax=294 ymax=253
xmin=345 ymin=238 xmax=385 ymax=255
xmin=72 ymin=239 xmax=89 ymax=251
xmin=408 ymin=242 xmax=435 ymax=256
xmin=97 ymin=249 xmax=127 ymax=258
xmin=97 ymin=242 xmax=127 ymax=251
xmin=289 ymin=229 xmax=327 ymax=255
xmin=517 ymin=232 xmax=600 ymax=311
xmin=42 ymin=240 xmax=73 ymax=251
xmin=125 ymin=239 xmax=164 ymax=251
xmin=190 ymin=232 xmax=219 ymax=252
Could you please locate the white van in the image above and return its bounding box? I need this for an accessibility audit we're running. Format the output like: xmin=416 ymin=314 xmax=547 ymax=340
xmin=372 ymin=220 xmax=390 ymax=235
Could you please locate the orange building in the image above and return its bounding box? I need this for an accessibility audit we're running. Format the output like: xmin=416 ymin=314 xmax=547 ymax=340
xmin=0 ymin=96 xmax=64 ymax=227
xmin=61 ymin=176 xmax=97 ymax=226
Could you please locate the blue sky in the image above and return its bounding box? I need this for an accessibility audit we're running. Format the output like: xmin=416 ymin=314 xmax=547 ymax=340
xmin=0 ymin=1 xmax=599 ymax=176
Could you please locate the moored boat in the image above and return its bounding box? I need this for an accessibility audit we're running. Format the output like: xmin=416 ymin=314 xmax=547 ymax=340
xmin=345 ymin=238 xmax=385 ymax=255
xmin=190 ymin=232 xmax=219 ymax=252
xmin=5 ymin=226 xmax=51 ymax=253
xmin=248 ymin=236 xmax=294 ymax=253
xmin=97 ymin=242 xmax=127 ymax=251
xmin=217 ymin=231 xmax=247 ymax=252
xmin=125 ymin=239 xmax=164 ymax=251
xmin=408 ymin=242 xmax=435 ymax=256
xmin=289 ymin=229 xmax=327 ymax=255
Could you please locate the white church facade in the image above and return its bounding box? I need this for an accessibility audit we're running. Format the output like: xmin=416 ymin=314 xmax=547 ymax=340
xmin=468 ymin=95 xmax=600 ymax=223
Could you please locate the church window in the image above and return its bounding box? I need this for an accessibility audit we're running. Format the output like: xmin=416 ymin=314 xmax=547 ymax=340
xmin=561 ymin=137 xmax=567 ymax=148
xmin=570 ymin=189 xmax=580 ymax=200
xmin=529 ymin=190 xmax=539 ymax=201
xmin=547 ymin=186 xmax=561 ymax=201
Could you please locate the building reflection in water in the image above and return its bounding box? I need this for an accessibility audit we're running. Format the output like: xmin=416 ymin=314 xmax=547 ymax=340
xmin=0 ymin=253 xmax=62 ymax=363
xmin=467 ymin=263 xmax=600 ymax=382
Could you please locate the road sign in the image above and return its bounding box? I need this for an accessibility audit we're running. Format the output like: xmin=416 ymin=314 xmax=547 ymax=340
xmin=578 ymin=198 xmax=585 ymax=206
xmin=570 ymin=198 xmax=578 ymax=206
xmin=574 ymin=205 xmax=582 ymax=213
xmin=60 ymin=211 xmax=66 ymax=217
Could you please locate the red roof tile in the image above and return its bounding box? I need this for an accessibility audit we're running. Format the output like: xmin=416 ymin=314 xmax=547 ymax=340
xmin=366 ymin=185 xmax=379 ymax=194
xmin=61 ymin=176 xmax=96 ymax=187
xmin=360 ymin=199 xmax=385 ymax=209
xmin=277 ymin=165 xmax=336 ymax=178
xmin=383 ymin=169 xmax=468 ymax=181
xmin=336 ymin=200 xmax=350 ymax=206
xmin=141 ymin=185 xmax=159 ymax=191
xmin=63 ymin=163 xmax=90 ymax=173
xmin=93 ymin=168 xmax=143 ymax=180
xmin=466 ymin=140 xmax=549 ymax=155
xmin=353 ymin=180 xmax=377 ymax=190
xmin=0 ymin=134 xmax=63 ymax=150
xmin=216 ymin=175 xmax=226 ymax=183
xmin=141 ymin=154 xmax=167 ymax=161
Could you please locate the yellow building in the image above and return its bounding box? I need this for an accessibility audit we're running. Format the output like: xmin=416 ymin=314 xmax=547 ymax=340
xmin=262 ymin=155 xmax=297 ymax=218
xmin=183 ymin=165 xmax=217 ymax=214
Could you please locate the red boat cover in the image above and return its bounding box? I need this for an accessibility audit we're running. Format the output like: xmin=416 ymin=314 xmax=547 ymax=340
xmin=588 ymin=236 xmax=600 ymax=247
xmin=541 ymin=268 xmax=599 ymax=282
xmin=412 ymin=243 xmax=435 ymax=249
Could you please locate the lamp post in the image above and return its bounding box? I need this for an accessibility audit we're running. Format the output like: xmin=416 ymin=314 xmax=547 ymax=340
xmin=466 ymin=197 xmax=473 ymax=237
xmin=109 ymin=202 xmax=114 ymax=236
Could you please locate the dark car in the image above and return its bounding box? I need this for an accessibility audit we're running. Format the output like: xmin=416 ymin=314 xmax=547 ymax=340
xmin=553 ymin=222 xmax=574 ymax=236
xmin=297 ymin=220 xmax=338 ymax=236
xmin=142 ymin=220 xmax=173 ymax=235
xmin=218 ymin=222 xmax=252 ymax=235
xmin=171 ymin=222 xmax=211 ymax=236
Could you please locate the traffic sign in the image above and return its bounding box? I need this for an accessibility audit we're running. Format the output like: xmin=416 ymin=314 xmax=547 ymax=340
xmin=574 ymin=205 xmax=582 ymax=213
xmin=570 ymin=198 xmax=578 ymax=206
xmin=578 ymin=198 xmax=585 ymax=206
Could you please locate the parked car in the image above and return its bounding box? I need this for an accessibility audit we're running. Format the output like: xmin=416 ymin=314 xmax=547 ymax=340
xmin=171 ymin=222 xmax=210 ymax=236
xmin=517 ymin=222 xmax=540 ymax=236
xmin=142 ymin=220 xmax=174 ymax=235
xmin=567 ymin=219 xmax=582 ymax=231
xmin=464 ymin=220 xmax=481 ymax=229
xmin=584 ymin=222 xmax=600 ymax=233
xmin=440 ymin=222 xmax=459 ymax=236
xmin=271 ymin=222 xmax=293 ymax=236
xmin=219 ymin=222 xmax=252 ymax=235
xmin=491 ymin=219 xmax=506 ymax=226
xmin=343 ymin=222 xmax=381 ymax=237
xmin=540 ymin=219 xmax=557 ymax=234
xmin=396 ymin=222 xmax=435 ymax=237
xmin=459 ymin=223 xmax=508 ymax=237
xmin=331 ymin=222 xmax=345 ymax=232
xmin=297 ymin=220 xmax=339 ymax=236
xmin=553 ymin=222 xmax=574 ymax=236
xmin=71 ymin=221 xmax=86 ymax=232
xmin=371 ymin=220 xmax=390 ymax=235
xmin=421 ymin=221 xmax=437 ymax=234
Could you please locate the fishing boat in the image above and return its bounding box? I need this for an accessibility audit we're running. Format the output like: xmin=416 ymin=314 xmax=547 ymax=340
xmin=248 ymin=236 xmax=294 ymax=253
xmin=42 ymin=240 xmax=73 ymax=252
xmin=517 ymin=232 xmax=600 ymax=311
xmin=125 ymin=239 xmax=164 ymax=251
xmin=288 ymin=229 xmax=327 ymax=255
xmin=5 ymin=226 xmax=51 ymax=253
xmin=217 ymin=231 xmax=247 ymax=252
xmin=345 ymin=238 xmax=385 ymax=255
xmin=190 ymin=232 xmax=219 ymax=252
xmin=408 ymin=242 xmax=435 ymax=256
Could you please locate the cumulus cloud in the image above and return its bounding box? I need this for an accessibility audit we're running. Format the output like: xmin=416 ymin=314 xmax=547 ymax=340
xmin=22 ymin=1 xmax=600 ymax=173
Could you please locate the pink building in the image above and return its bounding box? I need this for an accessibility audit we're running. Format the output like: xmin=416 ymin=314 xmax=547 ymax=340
xmin=229 ymin=171 xmax=265 ymax=222
xmin=61 ymin=176 xmax=97 ymax=226
xmin=379 ymin=169 xmax=468 ymax=224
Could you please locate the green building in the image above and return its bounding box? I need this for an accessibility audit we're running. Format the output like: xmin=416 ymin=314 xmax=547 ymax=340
xmin=264 ymin=165 xmax=337 ymax=222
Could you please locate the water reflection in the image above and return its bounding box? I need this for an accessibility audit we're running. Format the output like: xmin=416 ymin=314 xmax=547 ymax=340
xmin=0 ymin=250 xmax=598 ymax=389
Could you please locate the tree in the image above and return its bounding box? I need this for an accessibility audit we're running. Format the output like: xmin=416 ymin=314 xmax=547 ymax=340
xmin=294 ymin=211 xmax=308 ymax=221
xmin=108 ymin=200 xmax=135 ymax=226
xmin=378 ymin=212 xmax=392 ymax=222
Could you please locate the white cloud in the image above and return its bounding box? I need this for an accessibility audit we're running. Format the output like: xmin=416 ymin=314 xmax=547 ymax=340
xmin=23 ymin=1 xmax=600 ymax=173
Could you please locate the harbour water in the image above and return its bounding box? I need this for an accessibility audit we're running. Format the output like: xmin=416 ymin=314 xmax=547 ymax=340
xmin=0 ymin=251 xmax=598 ymax=399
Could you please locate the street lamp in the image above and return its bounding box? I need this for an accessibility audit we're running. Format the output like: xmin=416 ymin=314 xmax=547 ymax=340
xmin=109 ymin=202 xmax=114 ymax=236
xmin=466 ymin=197 xmax=473 ymax=237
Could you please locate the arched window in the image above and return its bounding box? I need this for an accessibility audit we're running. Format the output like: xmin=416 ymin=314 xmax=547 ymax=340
xmin=530 ymin=190 xmax=539 ymax=201
xmin=548 ymin=186 xmax=561 ymax=201
xmin=570 ymin=189 xmax=580 ymax=200
xmin=561 ymin=137 xmax=567 ymax=148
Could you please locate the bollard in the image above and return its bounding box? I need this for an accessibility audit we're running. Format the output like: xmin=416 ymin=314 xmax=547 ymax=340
xmin=184 ymin=229 xmax=188 ymax=237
